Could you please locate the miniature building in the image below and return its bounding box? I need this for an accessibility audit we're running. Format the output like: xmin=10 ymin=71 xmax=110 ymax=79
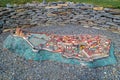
xmin=15 ymin=28 xmax=25 ymax=37
xmin=15 ymin=28 xmax=21 ymax=36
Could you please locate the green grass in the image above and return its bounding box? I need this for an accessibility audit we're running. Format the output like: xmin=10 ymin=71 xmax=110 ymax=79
xmin=0 ymin=0 xmax=120 ymax=9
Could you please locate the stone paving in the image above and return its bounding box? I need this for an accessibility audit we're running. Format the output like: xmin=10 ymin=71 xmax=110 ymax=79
xmin=0 ymin=1 xmax=120 ymax=33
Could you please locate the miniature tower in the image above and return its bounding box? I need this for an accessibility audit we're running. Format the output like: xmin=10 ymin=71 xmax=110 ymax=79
xmin=19 ymin=30 xmax=25 ymax=37
xmin=15 ymin=28 xmax=21 ymax=36
xmin=15 ymin=28 xmax=25 ymax=37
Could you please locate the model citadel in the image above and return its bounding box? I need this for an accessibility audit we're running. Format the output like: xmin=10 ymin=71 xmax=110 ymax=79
xmin=13 ymin=28 xmax=111 ymax=62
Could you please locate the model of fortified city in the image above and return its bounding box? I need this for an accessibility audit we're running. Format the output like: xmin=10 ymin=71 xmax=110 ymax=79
xmin=14 ymin=28 xmax=111 ymax=61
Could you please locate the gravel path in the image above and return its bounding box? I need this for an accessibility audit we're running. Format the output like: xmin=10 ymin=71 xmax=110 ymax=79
xmin=0 ymin=25 xmax=120 ymax=80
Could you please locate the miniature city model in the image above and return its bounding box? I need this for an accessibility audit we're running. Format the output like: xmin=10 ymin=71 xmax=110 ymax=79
xmin=14 ymin=28 xmax=111 ymax=62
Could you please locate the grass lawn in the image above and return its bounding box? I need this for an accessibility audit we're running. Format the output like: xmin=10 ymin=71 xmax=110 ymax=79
xmin=0 ymin=0 xmax=120 ymax=9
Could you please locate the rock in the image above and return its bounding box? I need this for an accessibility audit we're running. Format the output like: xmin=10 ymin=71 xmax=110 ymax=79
xmin=80 ymin=6 xmax=90 ymax=10
xmin=16 ymin=12 xmax=25 ymax=16
xmin=0 ymin=21 xmax=4 ymax=28
xmin=11 ymin=15 xmax=17 ymax=19
xmin=13 ymin=4 xmax=17 ymax=7
xmin=45 ymin=5 xmax=62 ymax=9
xmin=104 ymin=8 xmax=111 ymax=11
xmin=80 ymin=3 xmax=93 ymax=10
xmin=0 ymin=29 xmax=2 ymax=33
xmin=79 ymin=21 xmax=88 ymax=25
xmin=25 ymin=3 xmax=37 ymax=7
xmin=0 ymin=21 xmax=4 ymax=33
xmin=109 ymin=26 xmax=118 ymax=31
xmin=47 ymin=13 xmax=57 ymax=17
xmin=87 ymin=21 xmax=94 ymax=26
xmin=109 ymin=9 xmax=120 ymax=15
xmin=70 ymin=19 xmax=77 ymax=22
xmin=83 ymin=25 xmax=89 ymax=28
xmin=6 ymin=3 xmax=13 ymax=8
xmin=93 ymin=15 xmax=101 ymax=19
xmin=42 ymin=0 xmax=47 ymax=4
xmin=57 ymin=3 xmax=68 ymax=7
xmin=93 ymin=7 xmax=104 ymax=11
xmin=16 ymin=9 xmax=25 ymax=13
xmin=75 ymin=3 xmax=84 ymax=8
xmin=113 ymin=19 xmax=120 ymax=23
xmin=0 ymin=10 xmax=11 ymax=16
xmin=101 ymin=24 xmax=110 ymax=29
xmin=102 ymin=13 xmax=115 ymax=19
xmin=58 ymin=1 xmax=65 ymax=4
xmin=106 ymin=22 xmax=118 ymax=27
xmin=73 ymin=15 xmax=84 ymax=20
xmin=48 ymin=2 xmax=58 ymax=6
xmin=66 ymin=1 xmax=75 ymax=6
